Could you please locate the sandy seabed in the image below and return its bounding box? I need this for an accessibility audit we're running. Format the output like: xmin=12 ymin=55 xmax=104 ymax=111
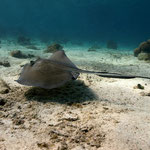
xmin=0 ymin=40 xmax=150 ymax=150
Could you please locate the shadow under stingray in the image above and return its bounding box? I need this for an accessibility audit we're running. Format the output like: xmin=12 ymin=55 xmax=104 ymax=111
xmin=24 ymin=80 xmax=97 ymax=104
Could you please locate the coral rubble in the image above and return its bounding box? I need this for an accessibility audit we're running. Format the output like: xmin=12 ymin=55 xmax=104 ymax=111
xmin=134 ymin=39 xmax=150 ymax=60
xmin=138 ymin=53 xmax=150 ymax=61
xmin=10 ymin=50 xmax=34 ymax=59
xmin=44 ymin=43 xmax=63 ymax=53
xmin=0 ymin=61 xmax=10 ymax=67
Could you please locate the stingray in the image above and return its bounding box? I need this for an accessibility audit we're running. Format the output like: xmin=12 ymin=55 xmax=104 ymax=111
xmin=16 ymin=50 xmax=150 ymax=89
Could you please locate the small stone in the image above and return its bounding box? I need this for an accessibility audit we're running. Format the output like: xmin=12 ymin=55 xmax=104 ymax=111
xmin=0 ymin=99 xmax=7 ymax=106
xmin=80 ymin=126 xmax=93 ymax=132
xmin=103 ymin=107 xmax=109 ymax=110
xmin=140 ymin=92 xmax=150 ymax=96
xmin=17 ymin=105 xmax=22 ymax=109
xmin=134 ymin=84 xmax=144 ymax=90
xmin=10 ymin=50 xmax=27 ymax=58
xmin=10 ymin=50 xmax=34 ymax=59
xmin=37 ymin=142 xmax=49 ymax=148
xmin=0 ymin=78 xmax=10 ymax=94
xmin=13 ymin=119 xmax=25 ymax=125
xmin=62 ymin=113 xmax=79 ymax=121
xmin=0 ymin=61 xmax=10 ymax=67
xmin=113 ymin=119 xmax=120 ymax=124
xmin=0 ymin=137 xmax=5 ymax=142
xmin=0 ymin=88 xmax=9 ymax=94
xmin=146 ymin=93 xmax=150 ymax=96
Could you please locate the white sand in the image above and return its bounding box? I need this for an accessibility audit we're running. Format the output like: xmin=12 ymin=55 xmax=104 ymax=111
xmin=0 ymin=40 xmax=150 ymax=150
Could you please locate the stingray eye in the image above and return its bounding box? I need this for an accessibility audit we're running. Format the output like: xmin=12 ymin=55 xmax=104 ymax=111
xmin=30 ymin=61 xmax=35 ymax=66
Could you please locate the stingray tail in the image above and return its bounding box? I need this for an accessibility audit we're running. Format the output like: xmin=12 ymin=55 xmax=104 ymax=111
xmin=77 ymin=69 xmax=150 ymax=79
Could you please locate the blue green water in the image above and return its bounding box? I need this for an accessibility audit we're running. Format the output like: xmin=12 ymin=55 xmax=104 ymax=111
xmin=0 ymin=0 xmax=149 ymax=48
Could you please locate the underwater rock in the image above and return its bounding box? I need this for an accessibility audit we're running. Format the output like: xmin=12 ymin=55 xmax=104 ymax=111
xmin=26 ymin=45 xmax=39 ymax=50
xmin=134 ymin=39 xmax=150 ymax=60
xmin=44 ymin=43 xmax=63 ymax=53
xmin=0 ymin=78 xmax=10 ymax=94
xmin=139 ymin=41 xmax=150 ymax=53
xmin=134 ymin=84 xmax=144 ymax=90
xmin=134 ymin=48 xmax=141 ymax=57
xmin=10 ymin=50 xmax=34 ymax=59
xmin=107 ymin=40 xmax=118 ymax=50
xmin=138 ymin=53 xmax=150 ymax=61
xmin=0 ymin=61 xmax=10 ymax=67
xmin=10 ymin=50 xmax=27 ymax=58
xmin=17 ymin=36 xmax=31 ymax=46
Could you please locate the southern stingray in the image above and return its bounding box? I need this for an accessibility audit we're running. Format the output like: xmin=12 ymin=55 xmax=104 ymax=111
xmin=16 ymin=50 xmax=150 ymax=89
